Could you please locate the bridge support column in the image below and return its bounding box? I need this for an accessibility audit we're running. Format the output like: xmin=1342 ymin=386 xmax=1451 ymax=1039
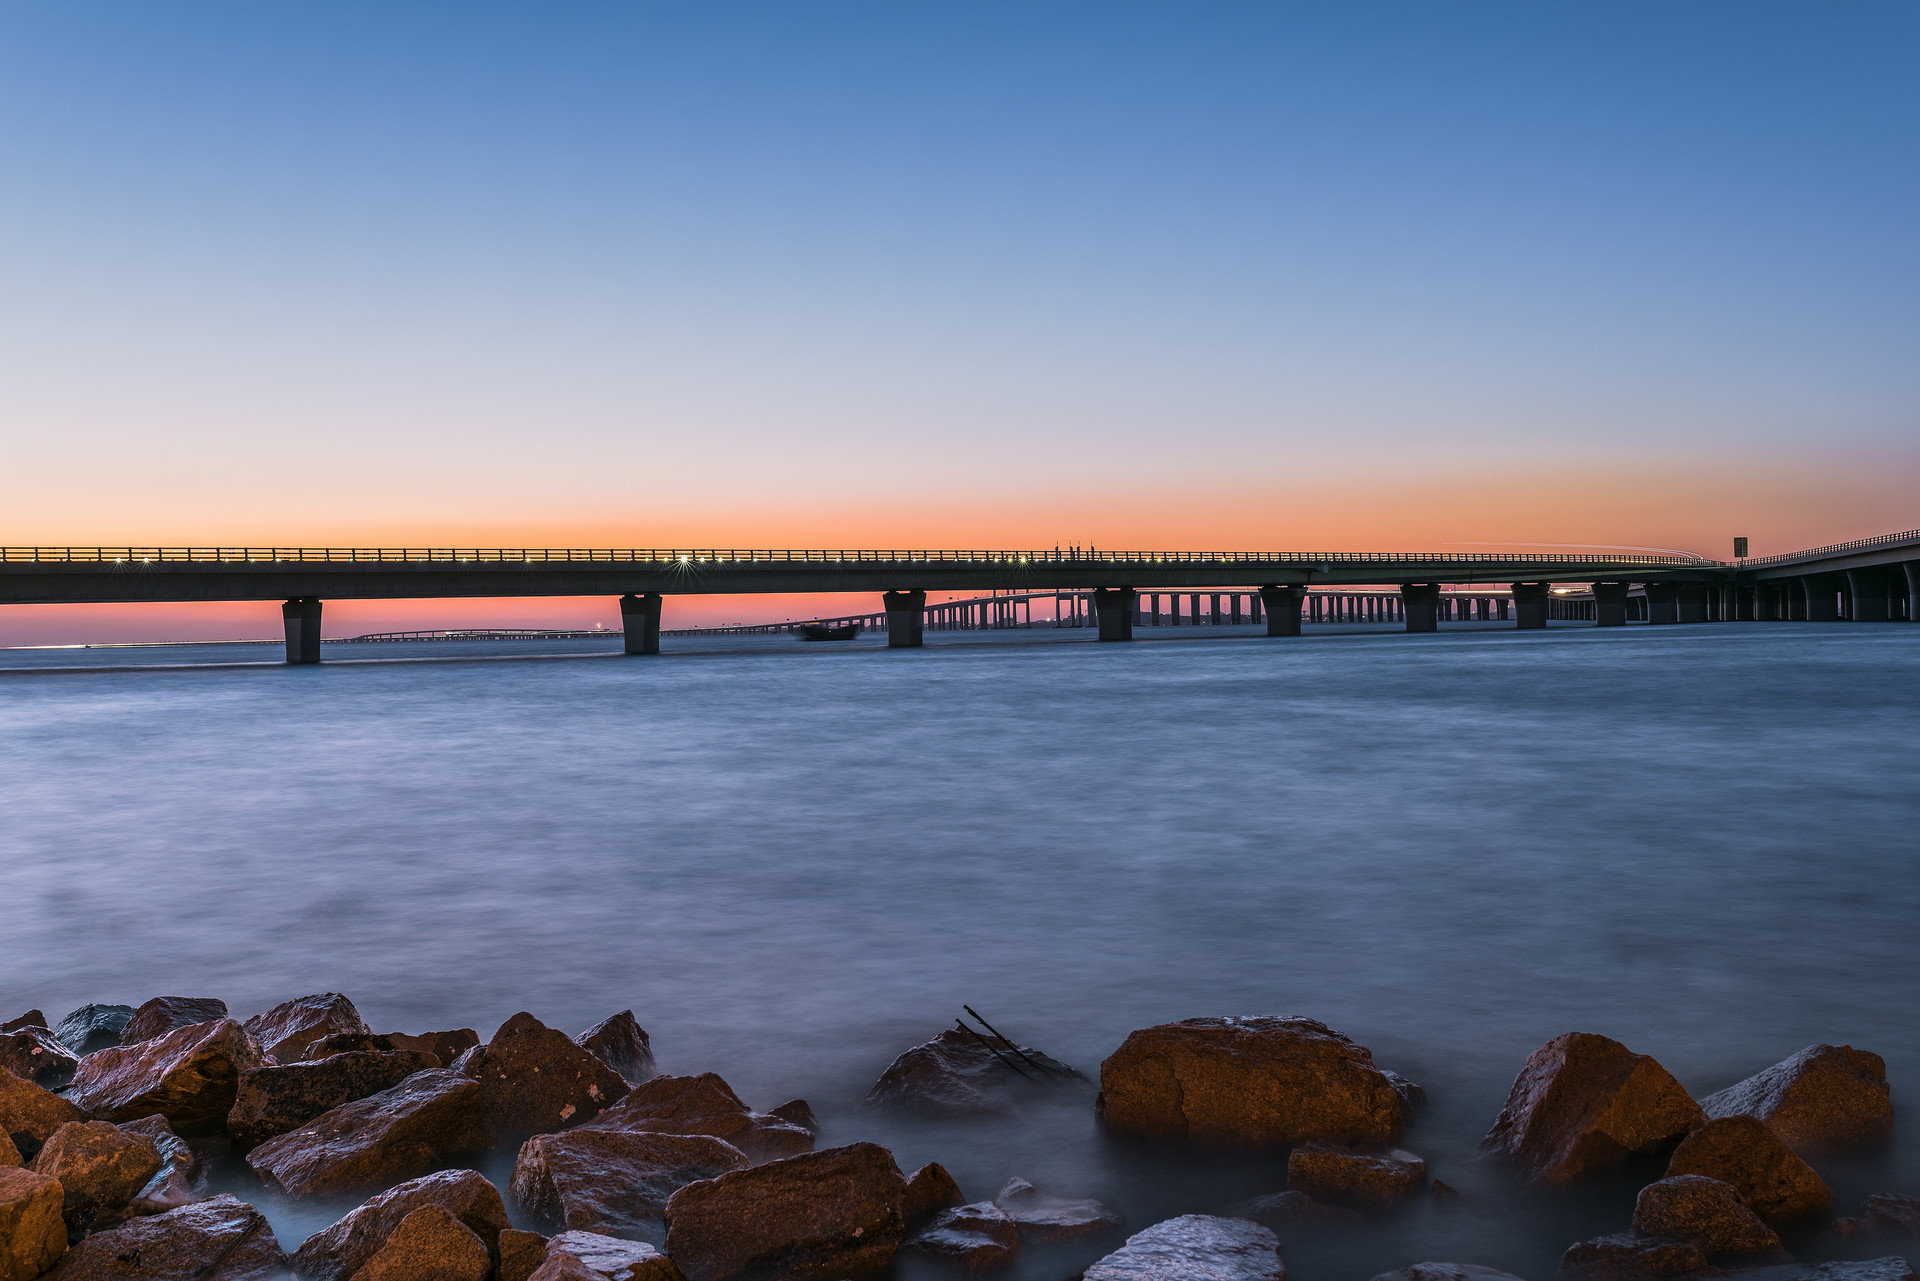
xmin=1511 ymin=582 xmax=1550 ymax=630
xmin=884 ymin=590 xmax=926 ymax=647
xmin=619 ymin=593 xmax=662 ymax=654
xmin=1593 ymin=581 xmax=1629 ymax=627
xmin=1399 ymin=582 xmax=1441 ymax=632
xmin=1093 ymin=587 xmax=1136 ymax=641
xmin=1906 ymin=562 xmax=1920 ymax=621
xmin=1645 ymin=582 xmax=1679 ymax=624
xmin=1678 ymin=584 xmax=1709 ymax=624
xmin=1257 ymin=585 xmax=1306 ymax=636
xmin=1802 ymin=575 xmax=1842 ymax=621
xmin=282 ymin=598 xmax=322 ymax=664
xmin=1846 ymin=568 xmax=1891 ymax=621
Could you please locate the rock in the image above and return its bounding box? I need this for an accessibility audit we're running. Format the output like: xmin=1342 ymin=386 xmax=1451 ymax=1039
xmin=0 ymin=1015 xmax=45 ymax=1034
xmin=1666 ymin=1116 xmax=1832 ymax=1226
xmin=575 ymin=1013 xmax=657 ymax=1087
xmin=1632 ymin=1175 xmax=1782 ymax=1259
xmin=462 ymin=1013 xmax=629 ymax=1142
xmin=1384 ymin=1071 xmax=1429 ymax=1111
xmin=1559 ymin=1232 xmax=1708 ymax=1279
xmin=66 ymin=1019 xmax=265 ymax=1133
xmin=0 ymin=1167 xmax=66 ymax=1281
xmin=384 ymin=1029 xmax=480 ymax=1063
xmin=663 ymin=1141 xmax=907 ymax=1281
xmin=1432 ymin=1180 xmax=1463 ymax=1203
xmin=768 ymin=1100 xmax=816 ymax=1135
xmin=44 ymin=1193 xmax=284 ymax=1280
xmin=0 ymin=1069 xmax=87 ymax=1159
xmin=903 ymin=1162 xmax=966 ymax=1223
xmin=1840 ymin=1194 xmax=1920 ymax=1238
xmin=1097 ymin=1017 xmax=1407 ymax=1148
xmin=1480 ymin=1033 xmax=1705 ymax=1184
xmin=993 ymin=1178 xmax=1123 ymax=1244
xmin=0 ymin=1133 xmax=17 ymax=1168
xmin=905 ymin=1202 xmax=1021 ymax=1273
xmin=866 ymin=1028 xmax=1082 ymax=1118
xmin=244 ymin=994 xmax=370 ymax=1065
xmin=348 ymin=1205 xmax=490 ymax=1281
xmin=120 ymin=998 xmax=228 ymax=1046
xmin=291 ymin=1168 xmax=509 ymax=1280
xmin=1228 ymin=1191 xmax=1366 ymax=1231
xmin=54 ymin=1007 xmax=135 ymax=1058
xmin=589 ymin=1074 xmax=812 ymax=1164
xmin=512 ymin=1129 xmax=748 ymax=1238
xmin=32 ymin=1121 xmax=163 ymax=1236
xmin=117 ymin=1115 xmax=204 ymax=1214
xmin=500 ymin=1229 xmax=549 ymax=1281
xmin=1286 ymin=1143 xmax=1426 ymax=1209
xmin=1709 ymin=1261 xmax=1919 ymax=1280
xmin=227 ymin=1049 xmax=439 ymax=1149
xmin=1369 ymin=1266 xmax=1530 ymax=1281
xmin=540 ymin=1231 xmax=683 ymax=1281
xmin=0 ymin=1027 xmax=80 ymax=1090
xmin=1082 ymin=1215 xmax=1284 ymax=1281
xmin=303 ymin=1034 xmax=399 ymax=1061
xmin=247 ymin=1068 xmax=486 ymax=1198
xmin=1701 ymin=1046 xmax=1893 ymax=1155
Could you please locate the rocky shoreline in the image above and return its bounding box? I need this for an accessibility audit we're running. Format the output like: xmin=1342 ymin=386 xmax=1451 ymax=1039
xmin=2 ymin=1000 xmax=1914 ymax=1281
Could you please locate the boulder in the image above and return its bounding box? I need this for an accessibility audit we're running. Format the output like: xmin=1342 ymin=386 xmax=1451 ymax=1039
xmin=0 ymin=1167 xmax=66 ymax=1281
xmin=867 ymin=1028 xmax=1081 ymax=1118
xmin=1083 ymin=1215 xmax=1284 ymax=1281
xmin=117 ymin=1115 xmax=204 ymax=1214
xmin=120 ymin=998 xmax=228 ymax=1046
xmin=291 ymin=1168 xmax=509 ymax=1281
xmin=1227 ymin=1191 xmax=1366 ymax=1231
xmin=500 ymin=1229 xmax=550 ymax=1281
xmin=227 ymin=1049 xmax=438 ymax=1149
xmin=663 ymin=1141 xmax=907 ymax=1281
xmin=1632 ymin=1175 xmax=1782 ymax=1259
xmin=347 ymin=1205 xmax=490 ymax=1281
xmin=462 ymin=1013 xmax=629 ymax=1142
xmin=384 ymin=1029 xmax=480 ymax=1063
xmin=575 ymin=1013 xmax=657 ymax=1087
xmin=1 ymin=1133 xmax=17 ymax=1168
xmin=54 ymin=1007 xmax=135 ymax=1058
xmin=1666 ymin=1116 xmax=1832 ymax=1225
xmin=993 ymin=1178 xmax=1122 ymax=1244
xmin=44 ymin=1193 xmax=284 ymax=1280
xmin=589 ymin=1074 xmax=812 ymax=1164
xmin=247 ymin=1069 xmax=486 ymax=1198
xmin=0 ymin=1015 xmax=45 ymax=1034
xmin=1286 ymin=1143 xmax=1426 ymax=1209
xmin=66 ymin=1019 xmax=265 ymax=1133
xmin=512 ymin=1129 xmax=748 ymax=1238
xmin=540 ymin=1231 xmax=683 ymax=1281
xmin=1368 ymin=1266 xmax=1529 ymax=1281
xmin=768 ymin=1100 xmax=816 ymax=1135
xmin=1701 ymin=1046 xmax=1893 ymax=1155
xmin=902 ymin=1162 xmax=966 ymax=1223
xmin=244 ymin=994 xmax=370 ymax=1065
xmin=1838 ymin=1194 xmax=1920 ymax=1239
xmin=1709 ymin=1261 xmax=1919 ymax=1280
xmin=303 ymin=1034 xmax=398 ymax=1061
xmin=31 ymin=1121 xmax=163 ymax=1235
xmin=1097 ymin=1017 xmax=1407 ymax=1148
xmin=1480 ymin=1033 xmax=1704 ymax=1184
xmin=1559 ymin=1232 xmax=1708 ymax=1279
xmin=904 ymin=1202 xmax=1021 ymax=1273
xmin=0 ymin=1069 xmax=86 ymax=1159
xmin=1 ymin=1027 xmax=80 ymax=1089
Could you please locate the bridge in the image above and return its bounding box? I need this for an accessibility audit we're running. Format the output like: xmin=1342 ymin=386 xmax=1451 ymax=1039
xmin=0 ymin=531 xmax=1912 ymax=662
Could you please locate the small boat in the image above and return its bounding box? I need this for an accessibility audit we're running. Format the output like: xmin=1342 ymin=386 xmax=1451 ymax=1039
xmin=796 ymin=623 xmax=862 ymax=642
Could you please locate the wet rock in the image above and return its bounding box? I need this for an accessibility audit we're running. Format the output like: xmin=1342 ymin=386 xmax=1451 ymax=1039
xmin=768 ymin=1100 xmax=816 ymax=1135
xmin=1432 ymin=1181 xmax=1464 ymax=1204
xmin=247 ymin=1068 xmax=486 ymax=1198
xmin=1480 ymin=1033 xmax=1704 ymax=1184
xmin=0 ymin=1014 xmax=45 ymax=1034
xmin=1369 ymin=1266 xmax=1530 ymax=1281
xmin=1287 ymin=1143 xmax=1427 ymax=1209
xmin=32 ymin=1121 xmax=163 ymax=1236
xmin=462 ymin=1013 xmax=629 ymax=1142
xmin=1082 ymin=1214 xmax=1284 ymax=1281
xmin=1632 ymin=1175 xmax=1781 ymax=1259
xmin=1701 ymin=1046 xmax=1893 ymax=1156
xmin=867 ymin=1028 xmax=1082 ymax=1118
xmin=227 ymin=1049 xmax=439 ymax=1149
xmin=663 ymin=1141 xmax=907 ymax=1281
xmin=302 ymin=1034 xmax=399 ymax=1061
xmin=1 ymin=1133 xmax=18 ymax=1168
xmin=45 ymin=1193 xmax=284 ymax=1280
xmin=903 ymin=1162 xmax=966 ymax=1223
xmin=66 ymin=1019 xmax=265 ymax=1133
xmin=0 ymin=1068 xmax=87 ymax=1159
xmin=0 ymin=1167 xmax=67 ymax=1281
xmin=540 ymin=1231 xmax=683 ymax=1281
xmin=1709 ymin=1261 xmax=1919 ymax=1280
xmin=1836 ymin=1194 xmax=1920 ymax=1239
xmin=118 ymin=1115 xmax=204 ymax=1215
xmin=993 ymin=1177 xmax=1122 ymax=1244
xmin=1559 ymin=1232 xmax=1707 ymax=1279
xmin=291 ymin=1168 xmax=509 ymax=1280
xmin=0 ymin=1026 xmax=80 ymax=1090
xmin=500 ymin=1229 xmax=550 ymax=1281
xmin=54 ymin=1007 xmax=135 ymax=1058
xmin=1666 ymin=1116 xmax=1832 ymax=1226
xmin=575 ymin=1013 xmax=657 ymax=1088
xmin=512 ymin=1129 xmax=748 ymax=1238
xmin=590 ymin=1074 xmax=813 ymax=1164
xmin=904 ymin=1202 xmax=1021 ymax=1273
xmin=1385 ymin=1071 xmax=1429 ymax=1111
xmin=1228 ymin=1191 xmax=1366 ymax=1232
xmin=348 ymin=1205 xmax=490 ymax=1281
xmin=120 ymin=998 xmax=228 ymax=1046
xmin=1097 ymin=1016 xmax=1407 ymax=1148
xmin=384 ymin=1029 xmax=480 ymax=1063
xmin=244 ymin=994 xmax=370 ymax=1065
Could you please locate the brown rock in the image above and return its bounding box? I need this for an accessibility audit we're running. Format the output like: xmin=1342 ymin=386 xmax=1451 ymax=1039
xmin=45 ymin=1193 xmax=284 ymax=1280
xmin=1711 ymin=1263 xmax=1919 ymax=1281
xmin=540 ymin=1231 xmax=684 ymax=1281
xmin=1368 ymin=1265 xmax=1529 ymax=1281
xmin=1559 ymin=1232 xmax=1707 ymax=1279
xmin=1083 ymin=1215 xmax=1284 ymax=1281
xmin=384 ymin=1029 xmax=480 ymax=1063
xmin=348 ymin=1205 xmax=490 ymax=1281
xmin=0 ymin=1069 xmax=87 ymax=1159
xmin=0 ymin=1015 xmax=46 ymax=1034
xmin=768 ymin=1100 xmax=816 ymax=1135
xmin=0 ymin=1133 xmax=18 ymax=1168
xmin=589 ymin=1074 xmax=812 ymax=1164
xmin=118 ymin=1115 xmax=204 ymax=1215
xmin=291 ymin=1168 xmax=509 ymax=1280
xmin=866 ymin=1028 xmax=1083 ymax=1118
xmin=1632 ymin=1175 xmax=1781 ymax=1259
xmin=120 ymin=998 xmax=228 ymax=1046
xmin=1228 ymin=1191 xmax=1367 ymax=1231
xmin=0 ymin=1167 xmax=66 ymax=1281
xmin=53 ymin=1007 xmax=135 ymax=1058
xmin=1851 ymin=1194 xmax=1920 ymax=1237
xmin=1701 ymin=1046 xmax=1893 ymax=1155
xmin=66 ymin=1019 xmax=265 ymax=1133
xmin=0 ymin=1027 xmax=79 ymax=1090
xmin=245 ymin=994 xmax=370 ymax=1065
xmin=575 ymin=1013 xmax=657 ymax=1088
xmin=247 ymin=1069 xmax=486 ymax=1198
xmin=1097 ymin=1017 xmax=1407 ymax=1148
xmin=993 ymin=1178 xmax=1122 ymax=1244
xmin=512 ymin=1129 xmax=748 ymax=1238
xmin=227 ymin=1049 xmax=439 ymax=1149
xmin=903 ymin=1162 xmax=966 ymax=1223
xmin=500 ymin=1228 xmax=550 ymax=1281
xmin=1287 ymin=1143 xmax=1427 ymax=1209
xmin=1480 ymin=1033 xmax=1705 ymax=1184
xmin=663 ymin=1141 xmax=907 ymax=1281
xmin=905 ymin=1202 xmax=1020 ymax=1273
xmin=462 ymin=1013 xmax=629 ymax=1142
xmin=32 ymin=1121 xmax=162 ymax=1236
xmin=302 ymin=1034 xmax=400 ymax=1061
xmin=1666 ymin=1116 xmax=1832 ymax=1225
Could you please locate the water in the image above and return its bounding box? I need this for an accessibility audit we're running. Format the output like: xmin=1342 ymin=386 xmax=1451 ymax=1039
xmin=3 ymin=622 xmax=1916 ymax=1279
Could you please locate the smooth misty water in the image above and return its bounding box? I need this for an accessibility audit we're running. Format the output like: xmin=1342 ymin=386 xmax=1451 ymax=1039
xmin=2 ymin=622 xmax=1917 ymax=1280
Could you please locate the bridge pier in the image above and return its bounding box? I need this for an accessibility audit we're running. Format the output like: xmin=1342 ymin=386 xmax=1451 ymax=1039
xmin=1093 ymin=587 xmax=1136 ymax=641
xmin=619 ymin=593 xmax=662 ymax=654
xmin=1846 ymin=568 xmax=1892 ymax=621
xmin=884 ymin=590 xmax=926 ymax=647
xmin=1802 ymin=574 xmax=1842 ymax=621
xmin=1645 ymin=582 xmax=1680 ymax=624
xmin=1511 ymin=582 xmax=1550 ymax=629
xmin=1593 ymin=581 xmax=1629 ymax=627
xmin=1677 ymin=584 xmax=1709 ymax=624
xmin=1399 ymin=582 xmax=1441 ymax=632
xmin=1906 ymin=562 xmax=1920 ymax=622
xmin=1257 ymin=585 xmax=1306 ymax=635
xmin=282 ymin=598 xmax=322 ymax=664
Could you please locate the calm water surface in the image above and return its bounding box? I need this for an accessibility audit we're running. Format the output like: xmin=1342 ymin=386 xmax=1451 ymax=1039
xmin=3 ymin=622 xmax=1916 ymax=1279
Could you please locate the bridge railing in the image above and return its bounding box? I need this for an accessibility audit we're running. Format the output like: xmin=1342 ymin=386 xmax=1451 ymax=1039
xmin=1742 ymin=528 xmax=1920 ymax=567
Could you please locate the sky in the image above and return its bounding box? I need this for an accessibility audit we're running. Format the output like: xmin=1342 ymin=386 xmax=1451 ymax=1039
xmin=2 ymin=3 xmax=1916 ymax=641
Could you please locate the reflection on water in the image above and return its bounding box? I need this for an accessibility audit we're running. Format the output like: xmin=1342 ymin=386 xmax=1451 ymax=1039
xmin=2 ymin=623 xmax=1916 ymax=1278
